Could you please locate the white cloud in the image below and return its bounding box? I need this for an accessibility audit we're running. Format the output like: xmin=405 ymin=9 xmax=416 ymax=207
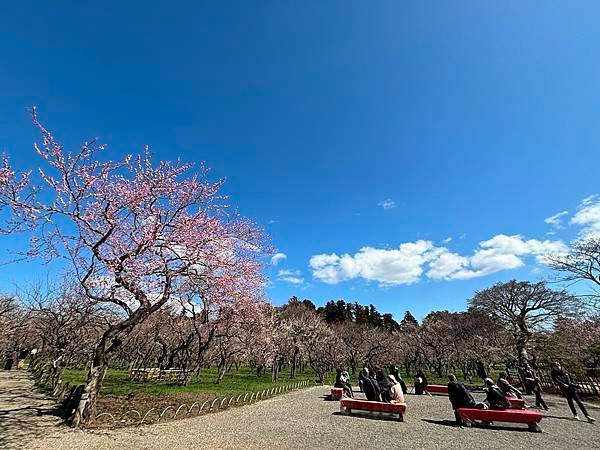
xmin=378 ymin=199 xmax=396 ymax=211
xmin=571 ymin=194 xmax=600 ymax=237
xmin=310 ymin=240 xmax=436 ymax=285
xmin=544 ymin=210 xmax=569 ymax=228
xmin=277 ymin=269 xmax=300 ymax=277
xmin=442 ymin=237 xmax=453 ymax=243
xmin=270 ymin=252 xmax=287 ymax=266
xmin=310 ymin=234 xmax=568 ymax=286
xmin=276 ymin=269 xmax=304 ymax=284
xmin=279 ymin=276 xmax=304 ymax=284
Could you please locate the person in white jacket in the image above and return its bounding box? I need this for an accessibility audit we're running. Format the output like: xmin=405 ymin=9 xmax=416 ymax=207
xmin=388 ymin=374 xmax=405 ymax=404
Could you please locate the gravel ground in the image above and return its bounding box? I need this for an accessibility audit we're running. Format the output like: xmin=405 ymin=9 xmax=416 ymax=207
xmin=0 ymin=370 xmax=65 ymax=449
xmin=21 ymin=384 xmax=600 ymax=450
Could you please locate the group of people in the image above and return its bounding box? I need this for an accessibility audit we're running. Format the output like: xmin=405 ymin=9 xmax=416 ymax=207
xmin=447 ymin=362 xmax=596 ymax=425
xmin=335 ymin=361 xmax=596 ymax=425
xmin=335 ymin=366 xmax=407 ymax=404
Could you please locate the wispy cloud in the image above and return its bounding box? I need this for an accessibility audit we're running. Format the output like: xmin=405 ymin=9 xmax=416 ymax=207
xmin=277 ymin=269 xmax=304 ymax=284
xmin=377 ymin=199 xmax=396 ymax=211
xmin=570 ymin=194 xmax=600 ymax=238
xmin=270 ymin=252 xmax=287 ymax=265
xmin=544 ymin=210 xmax=569 ymax=229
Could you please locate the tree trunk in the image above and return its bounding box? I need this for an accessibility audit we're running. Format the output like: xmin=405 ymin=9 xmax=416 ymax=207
xmin=271 ymin=359 xmax=278 ymax=382
xmin=215 ymin=359 xmax=226 ymax=384
xmin=70 ymin=351 xmax=109 ymax=428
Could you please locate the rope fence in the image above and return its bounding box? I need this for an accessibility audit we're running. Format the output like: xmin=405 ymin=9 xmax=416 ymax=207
xmin=92 ymin=380 xmax=312 ymax=428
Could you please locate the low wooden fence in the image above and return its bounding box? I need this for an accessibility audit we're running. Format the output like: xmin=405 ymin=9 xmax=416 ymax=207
xmin=537 ymin=372 xmax=600 ymax=397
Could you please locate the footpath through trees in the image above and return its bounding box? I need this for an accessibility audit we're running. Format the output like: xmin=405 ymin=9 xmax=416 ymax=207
xmin=0 ymin=370 xmax=63 ymax=449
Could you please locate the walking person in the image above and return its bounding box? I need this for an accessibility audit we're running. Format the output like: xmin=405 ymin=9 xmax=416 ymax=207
xmin=523 ymin=364 xmax=548 ymax=410
xmin=551 ymin=362 xmax=595 ymax=422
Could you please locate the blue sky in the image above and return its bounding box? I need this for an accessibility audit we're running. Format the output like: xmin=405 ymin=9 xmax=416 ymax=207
xmin=1 ymin=1 xmax=599 ymax=319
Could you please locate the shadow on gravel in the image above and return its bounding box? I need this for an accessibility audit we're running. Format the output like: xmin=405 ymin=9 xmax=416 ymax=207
xmin=421 ymin=418 xmax=531 ymax=433
xmin=331 ymin=411 xmax=403 ymax=423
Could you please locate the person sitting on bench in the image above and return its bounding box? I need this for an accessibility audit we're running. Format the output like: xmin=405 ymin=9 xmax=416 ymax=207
xmin=334 ymin=369 xmax=354 ymax=398
xmin=476 ymin=378 xmax=509 ymax=410
xmin=497 ymin=372 xmax=523 ymax=399
xmin=388 ymin=374 xmax=405 ymax=404
xmin=448 ymin=374 xmax=476 ymax=425
xmin=414 ymin=369 xmax=428 ymax=395
xmin=363 ymin=371 xmax=382 ymax=402
xmin=390 ymin=365 xmax=408 ymax=394
xmin=358 ymin=367 xmax=369 ymax=393
xmin=376 ymin=369 xmax=391 ymax=402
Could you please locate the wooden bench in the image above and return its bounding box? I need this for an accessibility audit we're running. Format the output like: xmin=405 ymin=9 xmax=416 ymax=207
xmin=506 ymin=397 xmax=526 ymax=409
xmin=340 ymin=398 xmax=406 ymax=422
xmin=426 ymin=384 xmax=448 ymax=394
xmin=456 ymin=408 xmax=543 ymax=432
xmin=331 ymin=387 xmax=344 ymax=400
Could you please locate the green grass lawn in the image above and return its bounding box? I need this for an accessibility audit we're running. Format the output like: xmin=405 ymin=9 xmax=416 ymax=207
xmin=61 ymin=366 xmax=328 ymax=398
xmin=61 ymin=365 xmax=494 ymax=399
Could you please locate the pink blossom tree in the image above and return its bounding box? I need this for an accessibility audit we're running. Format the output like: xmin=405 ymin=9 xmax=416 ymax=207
xmin=0 ymin=110 xmax=269 ymax=427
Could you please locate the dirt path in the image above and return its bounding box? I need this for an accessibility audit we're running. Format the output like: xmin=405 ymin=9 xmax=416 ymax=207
xmin=0 ymin=370 xmax=65 ymax=449
xmin=25 ymin=384 xmax=600 ymax=449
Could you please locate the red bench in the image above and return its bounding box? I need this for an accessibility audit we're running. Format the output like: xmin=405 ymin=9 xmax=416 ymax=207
xmin=426 ymin=384 xmax=448 ymax=394
xmin=456 ymin=408 xmax=543 ymax=432
xmin=506 ymin=397 xmax=526 ymax=409
xmin=331 ymin=387 xmax=344 ymax=400
xmin=340 ymin=398 xmax=406 ymax=422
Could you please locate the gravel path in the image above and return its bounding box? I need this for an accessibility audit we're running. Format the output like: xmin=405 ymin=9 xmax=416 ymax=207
xmin=23 ymin=384 xmax=600 ymax=449
xmin=0 ymin=370 xmax=65 ymax=449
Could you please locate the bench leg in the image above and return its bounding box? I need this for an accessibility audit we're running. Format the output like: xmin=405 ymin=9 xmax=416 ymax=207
xmin=398 ymin=413 xmax=404 ymax=422
xmin=528 ymin=423 xmax=542 ymax=433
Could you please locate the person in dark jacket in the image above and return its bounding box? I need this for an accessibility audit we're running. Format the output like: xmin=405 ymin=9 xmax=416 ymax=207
xmin=363 ymin=372 xmax=382 ymax=402
xmin=3 ymin=349 xmax=16 ymax=371
xmin=481 ymin=378 xmax=509 ymax=410
xmin=376 ymin=369 xmax=391 ymax=403
xmin=551 ymin=362 xmax=595 ymax=422
xmin=523 ymin=365 xmax=548 ymax=410
xmin=448 ymin=374 xmax=476 ymax=425
xmin=414 ymin=369 xmax=428 ymax=395
xmin=497 ymin=372 xmax=523 ymax=399
xmin=358 ymin=367 xmax=369 ymax=393
xmin=390 ymin=365 xmax=408 ymax=394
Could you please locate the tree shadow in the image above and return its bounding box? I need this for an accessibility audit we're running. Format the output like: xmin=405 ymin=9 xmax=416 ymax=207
xmin=0 ymin=373 xmax=68 ymax=449
xmin=421 ymin=418 xmax=532 ymax=433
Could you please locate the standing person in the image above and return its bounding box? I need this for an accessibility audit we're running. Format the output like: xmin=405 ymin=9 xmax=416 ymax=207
xmin=388 ymin=375 xmax=405 ymax=404
xmin=523 ymin=365 xmax=548 ymax=410
xmin=551 ymin=362 xmax=595 ymax=422
xmin=448 ymin=374 xmax=476 ymax=425
xmin=414 ymin=369 xmax=428 ymax=395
